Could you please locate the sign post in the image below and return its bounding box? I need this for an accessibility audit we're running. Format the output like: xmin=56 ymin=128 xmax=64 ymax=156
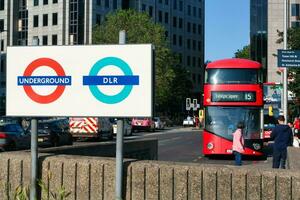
xmin=116 ymin=30 xmax=125 ymax=200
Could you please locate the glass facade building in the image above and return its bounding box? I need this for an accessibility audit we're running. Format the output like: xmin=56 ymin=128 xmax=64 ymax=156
xmin=250 ymin=0 xmax=268 ymax=82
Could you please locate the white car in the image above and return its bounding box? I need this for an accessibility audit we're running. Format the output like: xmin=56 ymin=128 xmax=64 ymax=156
xmin=183 ymin=116 xmax=194 ymax=127
xmin=153 ymin=117 xmax=165 ymax=129
xmin=111 ymin=119 xmax=132 ymax=136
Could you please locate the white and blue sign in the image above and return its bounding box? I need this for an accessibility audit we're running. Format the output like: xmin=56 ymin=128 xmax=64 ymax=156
xmin=83 ymin=57 xmax=139 ymax=104
xmin=278 ymin=49 xmax=300 ymax=68
xmin=7 ymin=45 xmax=153 ymax=117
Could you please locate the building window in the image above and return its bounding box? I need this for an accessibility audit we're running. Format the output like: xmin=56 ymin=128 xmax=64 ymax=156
xmin=0 ymin=0 xmax=4 ymax=10
xmin=198 ymin=24 xmax=202 ymax=35
xmin=96 ymin=14 xmax=101 ymax=25
xmin=52 ymin=34 xmax=57 ymax=45
xmin=198 ymin=74 xmax=201 ymax=83
xmin=192 ymin=57 xmax=196 ymax=67
xmin=53 ymin=0 xmax=58 ymax=3
xmin=43 ymin=0 xmax=48 ymax=5
xmin=193 ymin=6 xmax=196 ymax=17
xmin=193 ymin=23 xmax=196 ymax=34
xmin=179 ymin=53 xmax=182 ymax=63
xmin=149 ymin=6 xmax=153 ymax=17
xmin=142 ymin=4 xmax=146 ymax=11
xmin=173 ymin=0 xmax=177 ymax=10
xmin=0 ymin=19 xmax=3 ymax=32
xmin=198 ymin=8 xmax=201 ymax=18
xmin=158 ymin=11 xmax=162 ymax=22
xmin=52 ymin=13 xmax=58 ymax=26
xmin=187 ymin=22 xmax=191 ymax=32
xmin=292 ymin=21 xmax=300 ymax=27
xmin=198 ymin=41 xmax=201 ymax=51
xmin=192 ymin=40 xmax=196 ymax=50
xmin=113 ymin=0 xmax=117 ymax=9
xmin=32 ymin=36 xmax=39 ymax=45
xmin=165 ymin=31 xmax=168 ymax=38
xmin=105 ymin=0 xmax=109 ymax=8
xmin=43 ymin=14 xmax=48 ymax=26
xmin=173 ymin=17 xmax=177 ymax=27
xmin=198 ymin=57 xmax=201 ymax=68
xmin=179 ymin=35 xmax=182 ymax=46
xmin=292 ymin=4 xmax=300 ymax=16
xmin=179 ymin=1 xmax=183 ymax=11
xmin=42 ymin=35 xmax=48 ymax=45
xmin=33 ymin=15 xmax=39 ymax=27
xmin=165 ymin=0 xmax=168 ymax=5
xmin=187 ymin=56 xmax=191 ymax=66
xmin=159 ymin=0 xmax=162 ymax=3
xmin=96 ymin=0 xmax=101 ymax=6
xmin=179 ymin=18 xmax=183 ymax=28
xmin=1 ymin=39 xmax=3 ymax=51
xmin=173 ymin=34 xmax=176 ymax=45
xmin=165 ymin=12 xmax=169 ymax=24
xmin=187 ymin=5 xmax=191 ymax=15
xmin=187 ymin=39 xmax=191 ymax=49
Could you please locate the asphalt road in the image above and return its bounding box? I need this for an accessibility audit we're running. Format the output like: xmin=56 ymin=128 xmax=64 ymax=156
xmin=131 ymin=127 xmax=273 ymax=168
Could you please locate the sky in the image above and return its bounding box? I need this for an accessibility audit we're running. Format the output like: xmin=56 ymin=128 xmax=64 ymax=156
xmin=205 ymin=0 xmax=250 ymax=62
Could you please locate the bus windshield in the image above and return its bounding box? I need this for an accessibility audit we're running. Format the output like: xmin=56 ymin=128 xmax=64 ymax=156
xmin=205 ymin=69 xmax=258 ymax=84
xmin=205 ymin=107 xmax=260 ymax=140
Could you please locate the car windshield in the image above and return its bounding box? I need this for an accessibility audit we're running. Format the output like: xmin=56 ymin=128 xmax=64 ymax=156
xmin=0 ymin=124 xmax=23 ymax=133
xmin=205 ymin=107 xmax=260 ymax=140
xmin=206 ymin=69 xmax=258 ymax=84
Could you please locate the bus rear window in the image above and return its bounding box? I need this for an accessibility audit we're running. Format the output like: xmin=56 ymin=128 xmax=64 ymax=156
xmin=205 ymin=69 xmax=258 ymax=84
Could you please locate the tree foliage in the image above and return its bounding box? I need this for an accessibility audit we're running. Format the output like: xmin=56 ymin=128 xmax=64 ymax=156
xmin=234 ymin=45 xmax=250 ymax=59
xmin=92 ymin=9 xmax=191 ymax=113
xmin=277 ymin=28 xmax=300 ymax=100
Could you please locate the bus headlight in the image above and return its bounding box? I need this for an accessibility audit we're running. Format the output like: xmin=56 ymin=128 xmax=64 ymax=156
xmin=207 ymin=142 xmax=214 ymax=150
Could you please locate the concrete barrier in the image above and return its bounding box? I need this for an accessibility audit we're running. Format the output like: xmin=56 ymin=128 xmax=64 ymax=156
xmin=287 ymin=147 xmax=300 ymax=170
xmin=1 ymin=152 xmax=300 ymax=199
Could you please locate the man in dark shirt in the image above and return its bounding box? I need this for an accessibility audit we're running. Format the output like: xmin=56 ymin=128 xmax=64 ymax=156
xmin=271 ymin=115 xmax=293 ymax=169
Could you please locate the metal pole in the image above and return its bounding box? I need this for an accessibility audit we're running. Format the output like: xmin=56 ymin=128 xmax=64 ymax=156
xmin=116 ymin=30 xmax=126 ymax=200
xmin=30 ymin=119 xmax=38 ymax=200
xmin=30 ymin=37 xmax=39 ymax=200
xmin=283 ymin=0 xmax=288 ymax=122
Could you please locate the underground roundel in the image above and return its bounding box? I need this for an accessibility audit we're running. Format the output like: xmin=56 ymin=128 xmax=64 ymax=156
xmin=83 ymin=57 xmax=139 ymax=104
xmin=17 ymin=58 xmax=71 ymax=104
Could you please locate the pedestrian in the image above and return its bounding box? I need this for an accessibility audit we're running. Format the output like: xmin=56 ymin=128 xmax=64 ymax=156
xmin=294 ymin=116 xmax=300 ymax=137
xmin=271 ymin=115 xmax=293 ymax=169
xmin=232 ymin=121 xmax=245 ymax=166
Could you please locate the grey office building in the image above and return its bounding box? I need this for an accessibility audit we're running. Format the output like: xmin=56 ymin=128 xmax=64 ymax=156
xmin=0 ymin=0 xmax=204 ymax=114
xmin=251 ymin=0 xmax=300 ymax=83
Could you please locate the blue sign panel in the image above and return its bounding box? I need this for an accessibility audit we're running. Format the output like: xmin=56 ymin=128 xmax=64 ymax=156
xmin=278 ymin=49 xmax=300 ymax=68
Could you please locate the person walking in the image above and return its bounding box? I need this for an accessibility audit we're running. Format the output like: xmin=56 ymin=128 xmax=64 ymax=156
xmin=232 ymin=122 xmax=245 ymax=166
xmin=271 ymin=115 xmax=293 ymax=169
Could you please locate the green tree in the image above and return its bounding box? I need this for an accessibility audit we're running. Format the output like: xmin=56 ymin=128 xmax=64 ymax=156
xmin=234 ymin=45 xmax=250 ymax=59
xmin=277 ymin=28 xmax=300 ymax=101
xmin=92 ymin=9 xmax=191 ymax=113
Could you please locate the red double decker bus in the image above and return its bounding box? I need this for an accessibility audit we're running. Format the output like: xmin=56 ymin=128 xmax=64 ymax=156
xmin=203 ymin=58 xmax=264 ymax=156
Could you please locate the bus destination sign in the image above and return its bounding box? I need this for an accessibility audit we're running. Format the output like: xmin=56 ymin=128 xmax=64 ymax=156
xmin=211 ymin=91 xmax=256 ymax=102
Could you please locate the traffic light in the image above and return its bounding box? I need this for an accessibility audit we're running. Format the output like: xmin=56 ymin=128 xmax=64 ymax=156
xmin=193 ymin=99 xmax=197 ymax=111
xmin=268 ymin=106 xmax=273 ymax=116
xmin=186 ymin=98 xmax=191 ymax=111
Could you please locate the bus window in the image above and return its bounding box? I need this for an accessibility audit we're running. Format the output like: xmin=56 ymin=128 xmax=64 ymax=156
xmin=205 ymin=69 xmax=258 ymax=84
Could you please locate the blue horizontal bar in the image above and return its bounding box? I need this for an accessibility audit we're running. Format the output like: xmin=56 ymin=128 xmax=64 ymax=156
xmin=18 ymin=76 xmax=72 ymax=86
xmin=83 ymin=76 xmax=139 ymax=85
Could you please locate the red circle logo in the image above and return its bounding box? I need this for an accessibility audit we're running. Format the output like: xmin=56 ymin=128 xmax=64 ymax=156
xmin=23 ymin=58 xmax=66 ymax=104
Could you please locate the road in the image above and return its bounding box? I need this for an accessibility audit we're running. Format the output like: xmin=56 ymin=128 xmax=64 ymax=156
xmin=129 ymin=127 xmax=273 ymax=168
